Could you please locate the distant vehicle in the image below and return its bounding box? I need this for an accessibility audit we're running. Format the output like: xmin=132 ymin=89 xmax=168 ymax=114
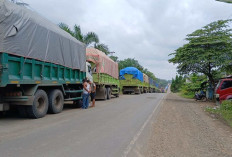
xmin=120 ymin=67 xmax=144 ymax=94
xmin=215 ymin=78 xmax=232 ymax=103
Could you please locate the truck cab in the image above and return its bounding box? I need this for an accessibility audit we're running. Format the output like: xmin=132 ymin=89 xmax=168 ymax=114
xmin=86 ymin=62 xmax=93 ymax=82
xmin=215 ymin=78 xmax=232 ymax=103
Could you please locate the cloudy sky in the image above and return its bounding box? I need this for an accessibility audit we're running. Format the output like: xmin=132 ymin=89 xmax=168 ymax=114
xmin=22 ymin=0 xmax=232 ymax=80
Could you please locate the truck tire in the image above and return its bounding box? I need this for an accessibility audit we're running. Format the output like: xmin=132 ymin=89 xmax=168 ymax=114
xmin=104 ymin=88 xmax=107 ymax=100
xmin=27 ymin=89 xmax=48 ymax=119
xmin=48 ymin=89 xmax=64 ymax=114
xmin=107 ymin=88 xmax=111 ymax=99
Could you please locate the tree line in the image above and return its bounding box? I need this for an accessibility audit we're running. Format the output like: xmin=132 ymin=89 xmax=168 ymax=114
xmin=59 ymin=23 xmax=168 ymax=86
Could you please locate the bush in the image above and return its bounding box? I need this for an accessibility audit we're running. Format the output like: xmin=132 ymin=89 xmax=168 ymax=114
xmin=221 ymin=100 xmax=232 ymax=111
xmin=207 ymin=100 xmax=232 ymax=127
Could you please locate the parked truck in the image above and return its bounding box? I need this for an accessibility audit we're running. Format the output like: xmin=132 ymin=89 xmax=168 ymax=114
xmin=119 ymin=67 xmax=144 ymax=94
xmin=148 ymin=77 xmax=156 ymax=93
xmin=143 ymin=73 xmax=149 ymax=93
xmin=0 ymin=0 xmax=91 ymax=118
xmin=86 ymin=48 xmax=120 ymax=100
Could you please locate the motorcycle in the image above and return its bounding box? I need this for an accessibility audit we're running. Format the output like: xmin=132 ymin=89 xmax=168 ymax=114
xmin=195 ymin=91 xmax=207 ymax=101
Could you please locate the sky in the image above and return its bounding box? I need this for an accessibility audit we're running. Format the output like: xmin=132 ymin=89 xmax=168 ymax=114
xmin=22 ymin=0 xmax=232 ymax=80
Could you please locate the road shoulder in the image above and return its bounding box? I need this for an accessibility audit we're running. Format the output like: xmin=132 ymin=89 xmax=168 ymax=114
xmin=147 ymin=93 xmax=232 ymax=157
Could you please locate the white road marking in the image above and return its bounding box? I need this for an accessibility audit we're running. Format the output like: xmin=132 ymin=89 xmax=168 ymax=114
xmin=122 ymin=94 xmax=166 ymax=157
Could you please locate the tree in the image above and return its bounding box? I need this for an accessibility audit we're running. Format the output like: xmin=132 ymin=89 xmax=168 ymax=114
xmin=94 ymin=43 xmax=110 ymax=55
xmin=171 ymin=75 xmax=185 ymax=93
xmin=118 ymin=58 xmax=156 ymax=80
xmin=118 ymin=58 xmax=144 ymax=72
xmin=59 ymin=23 xmax=112 ymax=55
xmin=169 ymin=20 xmax=232 ymax=87
xmin=59 ymin=23 xmax=99 ymax=47
xmin=109 ymin=56 xmax=118 ymax=62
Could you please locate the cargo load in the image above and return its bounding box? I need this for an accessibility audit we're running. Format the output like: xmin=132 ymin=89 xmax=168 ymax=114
xmin=0 ymin=0 xmax=86 ymax=71
xmin=119 ymin=67 xmax=143 ymax=82
xmin=86 ymin=48 xmax=118 ymax=79
xmin=143 ymin=73 xmax=149 ymax=83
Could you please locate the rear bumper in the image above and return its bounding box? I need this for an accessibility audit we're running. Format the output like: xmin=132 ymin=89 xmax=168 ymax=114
xmin=3 ymin=96 xmax=35 ymax=106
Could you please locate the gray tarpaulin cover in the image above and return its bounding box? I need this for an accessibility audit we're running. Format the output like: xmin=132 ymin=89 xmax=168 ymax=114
xmin=0 ymin=0 xmax=86 ymax=72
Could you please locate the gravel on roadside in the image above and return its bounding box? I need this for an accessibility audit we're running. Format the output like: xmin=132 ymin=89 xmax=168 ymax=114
xmin=147 ymin=93 xmax=232 ymax=157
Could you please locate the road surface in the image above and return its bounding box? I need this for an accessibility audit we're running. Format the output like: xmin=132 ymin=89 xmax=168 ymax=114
xmin=0 ymin=93 xmax=165 ymax=157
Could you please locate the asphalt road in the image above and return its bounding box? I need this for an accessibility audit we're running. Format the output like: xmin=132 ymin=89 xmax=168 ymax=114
xmin=0 ymin=93 xmax=165 ymax=157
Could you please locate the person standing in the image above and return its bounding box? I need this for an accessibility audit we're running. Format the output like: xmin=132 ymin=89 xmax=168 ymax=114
xmin=82 ymin=78 xmax=90 ymax=109
xmin=89 ymin=80 xmax=96 ymax=107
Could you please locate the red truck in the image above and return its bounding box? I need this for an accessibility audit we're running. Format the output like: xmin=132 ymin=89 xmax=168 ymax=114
xmin=215 ymin=77 xmax=232 ymax=103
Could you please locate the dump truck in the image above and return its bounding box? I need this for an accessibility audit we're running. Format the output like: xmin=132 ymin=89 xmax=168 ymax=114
xmin=86 ymin=48 xmax=120 ymax=100
xmin=119 ymin=67 xmax=144 ymax=94
xmin=0 ymin=0 xmax=91 ymax=118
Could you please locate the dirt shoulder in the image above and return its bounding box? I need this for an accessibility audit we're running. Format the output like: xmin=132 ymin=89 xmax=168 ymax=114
xmin=147 ymin=93 xmax=232 ymax=157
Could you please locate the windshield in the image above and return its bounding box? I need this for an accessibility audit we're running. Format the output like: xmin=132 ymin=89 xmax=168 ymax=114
xmin=216 ymin=80 xmax=222 ymax=90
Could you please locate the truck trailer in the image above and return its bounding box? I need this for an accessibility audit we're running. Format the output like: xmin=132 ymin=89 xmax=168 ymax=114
xmin=119 ymin=67 xmax=144 ymax=94
xmin=86 ymin=48 xmax=120 ymax=100
xmin=0 ymin=0 xmax=90 ymax=118
xmin=148 ymin=77 xmax=156 ymax=93
xmin=142 ymin=73 xmax=149 ymax=93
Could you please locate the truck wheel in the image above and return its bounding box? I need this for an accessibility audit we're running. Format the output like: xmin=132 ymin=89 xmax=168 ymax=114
xmin=48 ymin=89 xmax=64 ymax=114
xmin=107 ymin=88 xmax=111 ymax=99
xmin=27 ymin=89 xmax=48 ymax=119
xmin=104 ymin=88 xmax=107 ymax=100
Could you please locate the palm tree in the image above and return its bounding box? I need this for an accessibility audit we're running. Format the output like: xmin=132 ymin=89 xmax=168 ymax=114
xmin=59 ymin=23 xmax=112 ymax=55
xmin=94 ymin=43 xmax=110 ymax=55
xmin=59 ymin=23 xmax=99 ymax=47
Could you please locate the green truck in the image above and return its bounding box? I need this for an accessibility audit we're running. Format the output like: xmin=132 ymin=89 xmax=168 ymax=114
xmin=142 ymin=73 xmax=149 ymax=93
xmin=86 ymin=48 xmax=120 ymax=99
xmin=119 ymin=67 xmax=144 ymax=94
xmin=0 ymin=1 xmax=89 ymax=118
xmin=120 ymin=74 xmax=143 ymax=94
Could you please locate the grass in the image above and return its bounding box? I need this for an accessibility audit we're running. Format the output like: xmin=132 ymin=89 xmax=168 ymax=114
xmin=178 ymin=91 xmax=195 ymax=99
xmin=206 ymin=100 xmax=232 ymax=127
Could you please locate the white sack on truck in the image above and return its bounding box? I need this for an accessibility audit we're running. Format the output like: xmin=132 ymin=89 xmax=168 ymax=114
xmin=143 ymin=73 xmax=149 ymax=83
xmin=0 ymin=0 xmax=86 ymax=72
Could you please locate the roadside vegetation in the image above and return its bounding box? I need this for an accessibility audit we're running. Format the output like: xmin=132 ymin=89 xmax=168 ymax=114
xmin=171 ymin=74 xmax=207 ymax=98
xmin=169 ymin=19 xmax=232 ymax=126
xmin=206 ymin=100 xmax=232 ymax=127
xmin=169 ymin=19 xmax=232 ymax=97
xmin=169 ymin=19 xmax=232 ymax=88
